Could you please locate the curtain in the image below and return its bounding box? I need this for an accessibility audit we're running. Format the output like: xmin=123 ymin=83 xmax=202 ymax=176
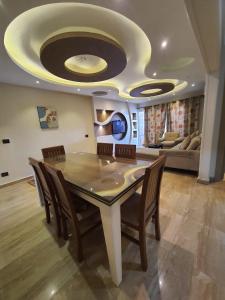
xmin=144 ymin=104 xmax=167 ymax=144
xmin=167 ymin=96 xmax=202 ymax=137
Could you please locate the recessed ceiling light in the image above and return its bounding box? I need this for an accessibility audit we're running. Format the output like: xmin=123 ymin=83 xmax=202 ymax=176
xmin=77 ymin=88 xmax=81 ymax=92
xmin=191 ymin=83 xmax=196 ymax=87
xmin=36 ymin=80 xmax=40 ymax=84
xmin=161 ymin=40 xmax=168 ymax=49
xmin=153 ymin=72 xmax=157 ymax=77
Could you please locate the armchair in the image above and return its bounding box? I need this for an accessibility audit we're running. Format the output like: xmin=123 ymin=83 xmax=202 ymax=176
xmin=159 ymin=132 xmax=184 ymax=148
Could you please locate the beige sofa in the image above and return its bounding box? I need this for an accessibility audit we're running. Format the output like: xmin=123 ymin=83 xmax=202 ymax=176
xmin=159 ymin=149 xmax=200 ymax=171
xmin=136 ymin=147 xmax=200 ymax=172
xmin=137 ymin=131 xmax=201 ymax=172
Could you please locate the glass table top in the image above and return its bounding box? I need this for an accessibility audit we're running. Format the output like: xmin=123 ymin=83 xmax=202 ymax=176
xmin=44 ymin=152 xmax=153 ymax=205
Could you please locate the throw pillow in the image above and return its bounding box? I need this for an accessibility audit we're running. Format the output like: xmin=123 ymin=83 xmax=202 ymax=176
xmin=190 ymin=131 xmax=196 ymax=139
xmin=178 ymin=135 xmax=191 ymax=150
xmin=186 ymin=135 xmax=201 ymax=150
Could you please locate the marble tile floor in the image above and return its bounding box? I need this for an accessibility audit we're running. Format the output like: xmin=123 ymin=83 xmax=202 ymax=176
xmin=0 ymin=171 xmax=225 ymax=300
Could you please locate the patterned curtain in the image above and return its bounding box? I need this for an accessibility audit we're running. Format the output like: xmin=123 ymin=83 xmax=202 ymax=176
xmin=144 ymin=104 xmax=167 ymax=144
xmin=167 ymin=96 xmax=202 ymax=137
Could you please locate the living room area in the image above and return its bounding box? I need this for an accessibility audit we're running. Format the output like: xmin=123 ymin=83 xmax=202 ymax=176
xmin=136 ymin=94 xmax=204 ymax=173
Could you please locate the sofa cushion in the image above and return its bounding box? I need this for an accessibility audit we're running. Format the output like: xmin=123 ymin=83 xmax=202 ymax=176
xmin=161 ymin=140 xmax=176 ymax=147
xmin=136 ymin=147 xmax=159 ymax=160
xmin=186 ymin=135 xmax=201 ymax=150
xmin=164 ymin=132 xmax=179 ymax=141
xmin=173 ymin=135 xmax=191 ymax=150
xmin=190 ymin=130 xmax=200 ymax=139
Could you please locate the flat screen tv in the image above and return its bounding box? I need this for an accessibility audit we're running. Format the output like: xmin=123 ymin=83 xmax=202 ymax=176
xmin=112 ymin=120 xmax=126 ymax=134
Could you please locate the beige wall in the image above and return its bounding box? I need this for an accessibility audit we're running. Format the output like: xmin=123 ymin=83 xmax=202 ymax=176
xmin=0 ymin=83 xmax=96 ymax=186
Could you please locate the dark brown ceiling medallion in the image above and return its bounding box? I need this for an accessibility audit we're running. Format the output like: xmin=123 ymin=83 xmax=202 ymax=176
xmin=129 ymin=82 xmax=175 ymax=97
xmin=92 ymin=91 xmax=108 ymax=96
xmin=40 ymin=32 xmax=127 ymax=82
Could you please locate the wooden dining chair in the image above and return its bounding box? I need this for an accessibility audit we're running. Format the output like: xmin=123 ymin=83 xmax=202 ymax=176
xmin=29 ymin=157 xmax=62 ymax=237
xmin=115 ymin=144 xmax=136 ymax=159
xmin=121 ymin=155 xmax=166 ymax=271
xmin=97 ymin=142 xmax=113 ymax=156
xmin=41 ymin=145 xmax=65 ymax=159
xmin=44 ymin=163 xmax=101 ymax=261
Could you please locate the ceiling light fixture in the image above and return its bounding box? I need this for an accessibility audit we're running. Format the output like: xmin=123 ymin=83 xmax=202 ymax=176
xmin=36 ymin=80 xmax=40 ymax=84
xmin=77 ymin=88 xmax=81 ymax=92
xmin=153 ymin=72 xmax=157 ymax=77
xmin=161 ymin=40 xmax=168 ymax=49
xmin=191 ymin=83 xmax=196 ymax=87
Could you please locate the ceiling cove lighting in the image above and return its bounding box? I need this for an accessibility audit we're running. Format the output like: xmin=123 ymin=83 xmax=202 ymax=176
xmin=161 ymin=40 xmax=168 ymax=49
xmin=4 ymin=3 xmax=187 ymax=101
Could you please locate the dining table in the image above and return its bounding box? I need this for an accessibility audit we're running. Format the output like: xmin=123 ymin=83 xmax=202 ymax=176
xmin=39 ymin=152 xmax=153 ymax=286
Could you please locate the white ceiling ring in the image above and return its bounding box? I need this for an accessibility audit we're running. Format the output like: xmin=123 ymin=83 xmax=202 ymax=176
xmin=4 ymin=2 xmax=187 ymax=100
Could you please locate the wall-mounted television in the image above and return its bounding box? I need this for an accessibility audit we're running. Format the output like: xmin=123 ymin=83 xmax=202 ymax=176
xmin=112 ymin=120 xmax=126 ymax=134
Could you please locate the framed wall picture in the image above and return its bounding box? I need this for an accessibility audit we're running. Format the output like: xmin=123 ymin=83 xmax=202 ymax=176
xmin=37 ymin=106 xmax=58 ymax=129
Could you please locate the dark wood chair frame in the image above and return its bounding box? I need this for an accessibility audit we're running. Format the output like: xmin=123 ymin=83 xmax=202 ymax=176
xmin=44 ymin=163 xmax=101 ymax=261
xmin=41 ymin=145 xmax=65 ymax=159
xmin=29 ymin=157 xmax=62 ymax=237
xmin=121 ymin=155 xmax=166 ymax=270
xmin=115 ymin=144 xmax=136 ymax=159
xmin=97 ymin=142 xmax=113 ymax=156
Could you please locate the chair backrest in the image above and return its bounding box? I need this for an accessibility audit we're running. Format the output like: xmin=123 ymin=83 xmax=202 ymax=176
xmin=44 ymin=163 xmax=79 ymax=226
xmin=97 ymin=143 xmax=113 ymax=156
xmin=115 ymin=144 xmax=136 ymax=159
xmin=140 ymin=155 xmax=166 ymax=225
xmin=42 ymin=145 xmax=65 ymax=159
xmin=28 ymin=157 xmax=54 ymax=202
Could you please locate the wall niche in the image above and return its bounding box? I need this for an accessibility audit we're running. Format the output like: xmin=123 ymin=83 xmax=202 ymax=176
xmin=94 ymin=110 xmax=128 ymax=141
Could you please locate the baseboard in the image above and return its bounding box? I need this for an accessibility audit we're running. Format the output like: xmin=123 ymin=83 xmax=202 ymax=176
xmin=197 ymin=177 xmax=210 ymax=185
xmin=0 ymin=176 xmax=34 ymax=189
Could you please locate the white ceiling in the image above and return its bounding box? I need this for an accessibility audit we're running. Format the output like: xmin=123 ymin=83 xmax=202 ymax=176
xmin=0 ymin=0 xmax=206 ymax=103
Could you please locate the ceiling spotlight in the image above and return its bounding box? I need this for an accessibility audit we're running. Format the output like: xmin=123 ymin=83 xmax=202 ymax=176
xmin=153 ymin=72 xmax=157 ymax=77
xmin=191 ymin=83 xmax=196 ymax=87
xmin=161 ymin=40 xmax=168 ymax=49
xmin=36 ymin=80 xmax=40 ymax=84
xmin=77 ymin=88 xmax=81 ymax=92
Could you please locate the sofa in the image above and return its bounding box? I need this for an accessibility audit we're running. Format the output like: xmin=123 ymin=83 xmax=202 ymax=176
xmin=159 ymin=132 xmax=184 ymax=148
xmin=136 ymin=131 xmax=201 ymax=172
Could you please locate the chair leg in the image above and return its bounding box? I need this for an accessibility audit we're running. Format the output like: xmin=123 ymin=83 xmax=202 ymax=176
xmin=52 ymin=204 xmax=61 ymax=238
xmin=151 ymin=215 xmax=155 ymax=224
xmin=45 ymin=203 xmax=51 ymax=224
xmin=139 ymin=229 xmax=148 ymax=271
xmin=62 ymin=215 xmax=68 ymax=240
xmin=77 ymin=239 xmax=84 ymax=262
xmin=73 ymin=225 xmax=84 ymax=262
xmin=154 ymin=209 xmax=161 ymax=241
